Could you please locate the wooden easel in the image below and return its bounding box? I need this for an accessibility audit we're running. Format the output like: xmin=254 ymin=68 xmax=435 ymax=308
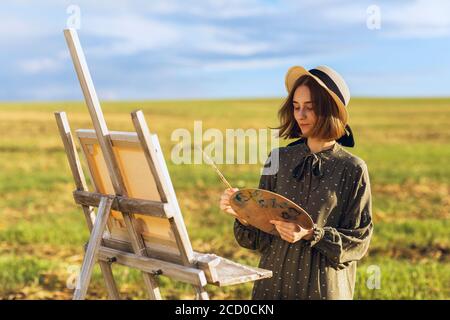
xmin=55 ymin=28 xmax=271 ymax=300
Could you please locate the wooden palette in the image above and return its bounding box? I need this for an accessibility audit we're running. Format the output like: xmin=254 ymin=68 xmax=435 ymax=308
xmin=230 ymin=188 xmax=314 ymax=235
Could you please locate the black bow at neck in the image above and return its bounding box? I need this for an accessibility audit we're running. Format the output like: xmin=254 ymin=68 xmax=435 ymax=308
xmin=292 ymin=153 xmax=323 ymax=181
xmin=291 ymin=139 xmax=338 ymax=182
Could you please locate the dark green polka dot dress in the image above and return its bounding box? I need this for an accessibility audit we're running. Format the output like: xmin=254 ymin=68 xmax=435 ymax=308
xmin=234 ymin=138 xmax=373 ymax=300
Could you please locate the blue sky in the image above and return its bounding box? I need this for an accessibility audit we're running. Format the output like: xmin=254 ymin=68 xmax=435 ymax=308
xmin=1 ymin=0 xmax=450 ymax=101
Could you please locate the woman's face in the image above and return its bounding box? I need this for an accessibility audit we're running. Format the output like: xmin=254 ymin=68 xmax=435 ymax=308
xmin=293 ymin=85 xmax=317 ymax=137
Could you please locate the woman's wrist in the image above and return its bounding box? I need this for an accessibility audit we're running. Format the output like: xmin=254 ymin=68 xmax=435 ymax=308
xmin=303 ymin=228 xmax=314 ymax=241
xmin=294 ymin=224 xmax=314 ymax=241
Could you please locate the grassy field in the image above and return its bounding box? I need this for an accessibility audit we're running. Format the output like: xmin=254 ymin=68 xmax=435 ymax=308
xmin=0 ymin=97 xmax=449 ymax=299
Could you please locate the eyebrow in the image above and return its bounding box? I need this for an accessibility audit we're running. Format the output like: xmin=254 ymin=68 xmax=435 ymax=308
xmin=293 ymin=101 xmax=313 ymax=104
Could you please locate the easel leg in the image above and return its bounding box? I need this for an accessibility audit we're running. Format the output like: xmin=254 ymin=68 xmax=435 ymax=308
xmin=194 ymin=286 xmax=210 ymax=300
xmin=74 ymin=197 xmax=113 ymax=300
xmin=55 ymin=112 xmax=121 ymax=300
xmin=98 ymin=262 xmax=120 ymax=299
xmin=80 ymin=205 xmax=120 ymax=299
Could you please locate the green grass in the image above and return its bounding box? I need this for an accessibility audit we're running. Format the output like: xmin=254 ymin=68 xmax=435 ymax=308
xmin=356 ymin=258 xmax=450 ymax=299
xmin=0 ymin=97 xmax=449 ymax=299
xmin=0 ymin=210 xmax=88 ymax=246
xmin=0 ymin=255 xmax=57 ymax=293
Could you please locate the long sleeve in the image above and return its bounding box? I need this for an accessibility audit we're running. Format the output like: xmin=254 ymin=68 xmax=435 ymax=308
xmin=307 ymin=163 xmax=373 ymax=270
xmin=233 ymin=150 xmax=278 ymax=253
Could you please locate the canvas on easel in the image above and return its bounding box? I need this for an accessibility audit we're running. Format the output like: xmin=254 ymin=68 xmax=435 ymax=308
xmin=76 ymin=129 xmax=190 ymax=262
xmin=55 ymin=28 xmax=272 ymax=300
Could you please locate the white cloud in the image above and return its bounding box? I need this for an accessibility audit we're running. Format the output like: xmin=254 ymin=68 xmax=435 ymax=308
xmin=0 ymin=16 xmax=54 ymax=45
xmin=18 ymin=50 xmax=69 ymax=74
xmin=320 ymin=0 xmax=450 ymax=38
xmin=199 ymin=56 xmax=305 ymax=72
xmin=184 ymin=51 xmax=338 ymax=72
xmin=382 ymin=0 xmax=450 ymax=38
xmin=83 ymin=14 xmax=181 ymax=55
xmin=97 ymin=88 xmax=120 ymax=100
xmin=81 ymin=14 xmax=273 ymax=58
xmin=188 ymin=25 xmax=271 ymax=56
xmin=19 ymin=57 xmax=62 ymax=74
xmin=184 ymin=0 xmax=278 ymax=19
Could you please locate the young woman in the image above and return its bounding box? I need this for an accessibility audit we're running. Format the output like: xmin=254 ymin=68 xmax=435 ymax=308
xmin=219 ymin=65 xmax=373 ymax=300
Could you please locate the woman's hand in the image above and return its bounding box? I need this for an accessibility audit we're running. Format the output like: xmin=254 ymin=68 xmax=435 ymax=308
xmin=219 ymin=188 xmax=250 ymax=226
xmin=270 ymin=220 xmax=313 ymax=243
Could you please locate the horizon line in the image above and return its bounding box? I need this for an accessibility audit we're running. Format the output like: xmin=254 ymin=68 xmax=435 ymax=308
xmin=1 ymin=95 xmax=449 ymax=104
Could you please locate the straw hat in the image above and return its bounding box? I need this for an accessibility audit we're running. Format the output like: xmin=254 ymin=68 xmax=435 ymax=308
xmin=285 ymin=65 xmax=355 ymax=147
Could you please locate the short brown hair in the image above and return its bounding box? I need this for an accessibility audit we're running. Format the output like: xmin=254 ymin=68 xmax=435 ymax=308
xmin=275 ymin=75 xmax=348 ymax=141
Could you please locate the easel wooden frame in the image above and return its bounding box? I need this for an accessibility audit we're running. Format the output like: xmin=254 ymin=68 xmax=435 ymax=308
xmin=55 ymin=28 xmax=271 ymax=300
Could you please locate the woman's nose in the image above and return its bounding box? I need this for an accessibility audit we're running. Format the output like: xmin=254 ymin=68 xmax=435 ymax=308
xmin=299 ymin=108 xmax=307 ymax=119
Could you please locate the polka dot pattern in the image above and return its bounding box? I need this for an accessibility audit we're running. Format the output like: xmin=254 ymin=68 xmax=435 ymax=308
xmin=233 ymin=138 xmax=373 ymax=300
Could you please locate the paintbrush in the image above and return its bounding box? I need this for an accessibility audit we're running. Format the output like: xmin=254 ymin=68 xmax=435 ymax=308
xmin=193 ymin=144 xmax=233 ymax=190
